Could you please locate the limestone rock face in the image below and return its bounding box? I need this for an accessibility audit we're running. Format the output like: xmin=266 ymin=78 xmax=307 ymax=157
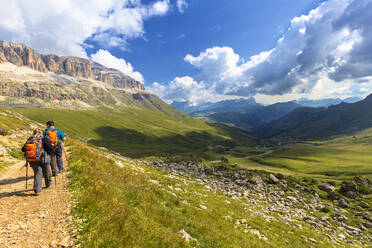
xmin=0 ymin=40 xmax=144 ymax=90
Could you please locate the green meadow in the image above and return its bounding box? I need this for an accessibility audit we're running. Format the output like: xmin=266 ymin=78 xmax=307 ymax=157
xmin=206 ymin=131 xmax=372 ymax=180
xmin=14 ymin=107 xmax=256 ymax=158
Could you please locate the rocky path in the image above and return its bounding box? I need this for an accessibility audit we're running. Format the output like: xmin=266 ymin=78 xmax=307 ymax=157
xmin=0 ymin=156 xmax=73 ymax=248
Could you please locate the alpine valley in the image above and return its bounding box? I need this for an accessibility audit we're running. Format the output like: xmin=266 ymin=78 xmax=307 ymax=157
xmin=0 ymin=40 xmax=371 ymax=248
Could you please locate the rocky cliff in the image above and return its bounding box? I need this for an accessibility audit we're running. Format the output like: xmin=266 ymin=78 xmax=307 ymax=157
xmin=0 ymin=40 xmax=144 ymax=90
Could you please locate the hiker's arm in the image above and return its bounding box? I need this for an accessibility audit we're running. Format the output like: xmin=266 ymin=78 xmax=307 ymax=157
xmin=59 ymin=130 xmax=67 ymax=142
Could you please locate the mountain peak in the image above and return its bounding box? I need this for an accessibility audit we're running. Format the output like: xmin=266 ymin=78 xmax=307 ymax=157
xmin=0 ymin=40 xmax=144 ymax=90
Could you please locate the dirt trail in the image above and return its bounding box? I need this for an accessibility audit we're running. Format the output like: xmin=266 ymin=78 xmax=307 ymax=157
xmin=0 ymin=155 xmax=74 ymax=248
xmin=245 ymin=150 xmax=274 ymax=159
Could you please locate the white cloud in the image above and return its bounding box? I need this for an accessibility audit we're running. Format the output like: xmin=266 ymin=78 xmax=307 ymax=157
xmin=0 ymin=0 xmax=171 ymax=57
xmin=91 ymin=49 xmax=144 ymax=82
xmin=151 ymin=0 xmax=372 ymax=104
xmin=148 ymin=76 xmax=218 ymax=103
xmin=177 ymin=0 xmax=188 ymax=14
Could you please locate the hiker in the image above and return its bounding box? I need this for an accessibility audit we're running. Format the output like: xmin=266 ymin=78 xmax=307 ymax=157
xmin=43 ymin=121 xmax=66 ymax=176
xmin=22 ymin=128 xmax=54 ymax=196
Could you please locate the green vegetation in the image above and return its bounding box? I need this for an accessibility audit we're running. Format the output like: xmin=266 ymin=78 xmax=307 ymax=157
xmin=15 ymin=107 xmax=256 ymax=159
xmin=215 ymin=130 xmax=372 ymax=180
xmin=14 ymin=106 xmax=372 ymax=180
xmin=69 ymin=140 xmax=340 ymax=248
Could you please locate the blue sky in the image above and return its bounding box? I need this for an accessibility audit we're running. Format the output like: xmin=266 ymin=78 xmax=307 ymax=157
xmin=1 ymin=0 xmax=372 ymax=104
xmin=86 ymin=0 xmax=325 ymax=84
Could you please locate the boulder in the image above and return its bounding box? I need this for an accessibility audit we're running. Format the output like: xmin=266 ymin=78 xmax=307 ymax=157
xmin=328 ymin=191 xmax=341 ymax=200
xmin=317 ymin=183 xmax=335 ymax=193
xmin=340 ymin=182 xmax=357 ymax=192
xmin=354 ymin=176 xmax=368 ymax=187
xmin=343 ymin=191 xmax=357 ymax=199
xmin=338 ymin=198 xmax=349 ymax=208
xmin=276 ymin=173 xmax=284 ymax=180
xmin=268 ymin=174 xmax=279 ymax=184
xmin=249 ymin=176 xmax=264 ymax=185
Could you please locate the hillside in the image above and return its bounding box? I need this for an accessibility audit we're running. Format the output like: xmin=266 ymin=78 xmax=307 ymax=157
xmin=14 ymin=107 xmax=256 ymax=159
xmin=256 ymin=94 xmax=372 ymax=140
xmin=1 ymin=109 xmax=371 ymax=247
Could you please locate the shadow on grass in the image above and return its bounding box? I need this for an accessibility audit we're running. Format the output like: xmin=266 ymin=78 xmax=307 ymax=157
xmin=90 ymin=126 xmax=242 ymax=159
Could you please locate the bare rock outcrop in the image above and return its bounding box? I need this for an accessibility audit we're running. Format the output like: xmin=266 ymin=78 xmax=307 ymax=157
xmin=0 ymin=40 xmax=144 ymax=90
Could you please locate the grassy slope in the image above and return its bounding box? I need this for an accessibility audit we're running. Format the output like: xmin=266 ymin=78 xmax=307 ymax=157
xmin=68 ymin=139 xmax=341 ymax=248
xmin=14 ymin=107 xmax=256 ymax=159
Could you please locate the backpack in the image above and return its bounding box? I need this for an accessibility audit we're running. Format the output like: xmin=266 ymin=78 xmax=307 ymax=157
xmin=24 ymin=138 xmax=43 ymax=162
xmin=46 ymin=129 xmax=59 ymax=147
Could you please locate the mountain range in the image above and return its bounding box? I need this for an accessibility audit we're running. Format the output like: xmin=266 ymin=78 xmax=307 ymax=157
xmin=172 ymin=97 xmax=363 ymax=132
xmin=257 ymin=93 xmax=372 ymax=140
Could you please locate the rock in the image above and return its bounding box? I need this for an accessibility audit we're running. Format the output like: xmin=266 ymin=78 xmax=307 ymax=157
xmin=332 ymin=213 xmax=348 ymax=222
xmin=249 ymin=176 xmax=264 ymax=185
xmin=0 ymin=40 xmax=144 ymax=91
xmin=317 ymin=183 xmax=335 ymax=193
xmin=338 ymin=233 xmax=346 ymax=239
xmin=328 ymin=191 xmax=341 ymax=200
xmin=362 ymin=222 xmax=372 ymax=228
xmin=342 ymin=191 xmax=357 ymax=199
xmin=268 ymin=174 xmax=279 ymax=184
xmin=179 ymin=229 xmax=197 ymax=243
xmin=199 ymin=204 xmax=207 ymax=210
xmin=309 ymin=238 xmax=318 ymax=243
xmin=354 ymin=176 xmax=369 ymax=187
xmin=362 ymin=213 xmax=372 ymax=222
xmin=342 ymin=224 xmax=361 ymax=236
xmin=339 ymin=182 xmax=357 ymax=193
xmin=276 ymin=173 xmax=284 ymax=180
xmin=338 ymin=198 xmax=349 ymax=208
xmin=359 ymin=201 xmax=369 ymax=208
xmin=220 ymin=156 xmax=228 ymax=162
xmin=59 ymin=236 xmax=71 ymax=247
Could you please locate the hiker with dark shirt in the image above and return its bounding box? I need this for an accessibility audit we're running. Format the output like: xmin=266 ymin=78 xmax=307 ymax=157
xmin=43 ymin=121 xmax=66 ymax=175
xmin=22 ymin=128 xmax=54 ymax=196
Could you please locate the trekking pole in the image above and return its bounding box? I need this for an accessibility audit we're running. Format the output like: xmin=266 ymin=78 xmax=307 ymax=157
xmin=25 ymin=161 xmax=29 ymax=190
xmin=52 ymin=155 xmax=57 ymax=186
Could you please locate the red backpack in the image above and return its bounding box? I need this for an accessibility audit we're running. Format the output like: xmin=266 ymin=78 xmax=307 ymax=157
xmin=24 ymin=138 xmax=43 ymax=162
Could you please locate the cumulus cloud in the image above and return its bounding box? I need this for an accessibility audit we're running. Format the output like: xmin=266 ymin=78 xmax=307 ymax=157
xmin=91 ymin=49 xmax=144 ymax=82
xmin=150 ymin=0 xmax=372 ymax=103
xmin=177 ymin=0 xmax=188 ymax=14
xmin=147 ymin=76 xmax=220 ymax=103
xmin=0 ymin=0 xmax=171 ymax=57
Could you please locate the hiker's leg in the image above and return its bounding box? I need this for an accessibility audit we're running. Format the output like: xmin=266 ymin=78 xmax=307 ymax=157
xmin=56 ymin=143 xmax=64 ymax=172
xmin=30 ymin=162 xmax=42 ymax=194
xmin=42 ymin=153 xmax=52 ymax=187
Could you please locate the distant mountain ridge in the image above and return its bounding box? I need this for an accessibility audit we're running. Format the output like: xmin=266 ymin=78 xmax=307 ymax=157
xmin=172 ymin=96 xmax=363 ymax=131
xmin=256 ymin=94 xmax=372 ymax=140
xmin=0 ymin=40 xmax=143 ymax=90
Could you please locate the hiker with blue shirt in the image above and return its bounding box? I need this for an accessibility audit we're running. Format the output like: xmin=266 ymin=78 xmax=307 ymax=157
xmin=44 ymin=121 xmax=67 ymax=175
